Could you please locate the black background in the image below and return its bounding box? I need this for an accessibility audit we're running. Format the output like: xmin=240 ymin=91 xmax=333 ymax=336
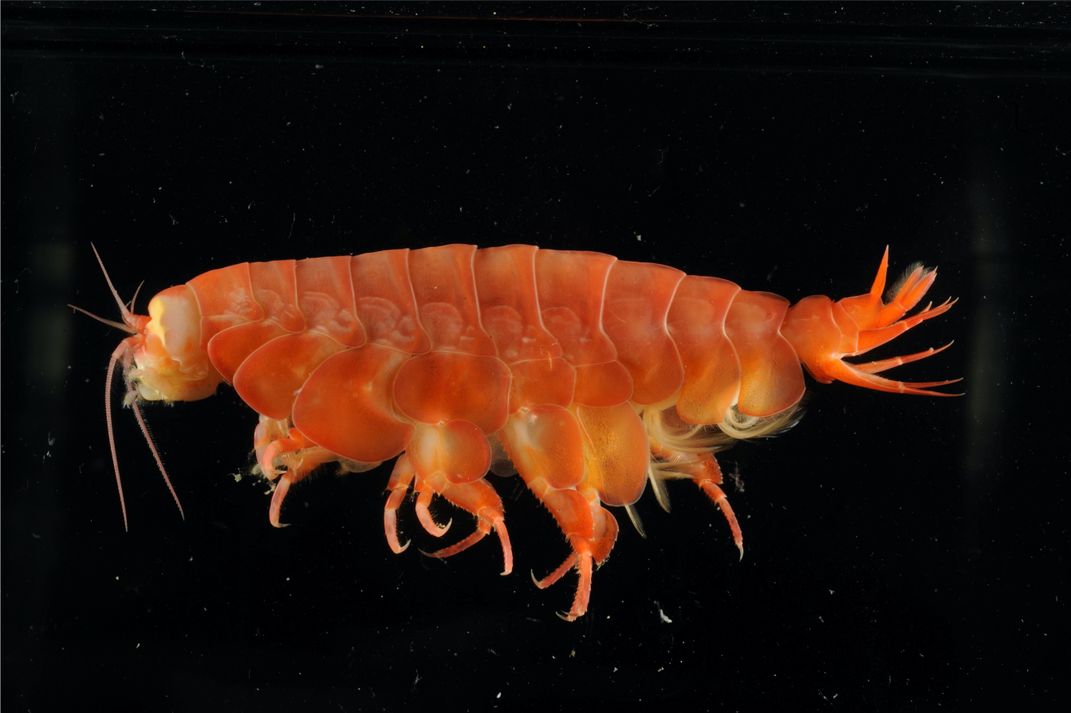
xmin=3 ymin=3 xmax=1070 ymax=711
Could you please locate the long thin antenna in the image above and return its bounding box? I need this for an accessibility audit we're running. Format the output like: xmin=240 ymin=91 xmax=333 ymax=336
xmin=90 ymin=243 xmax=134 ymax=324
xmin=90 ymin=245 xmax=184 ymax=529
xmin=67 ymin=304 xmax=136 ymax=333
xmin=105 ymin=343 xmax=130 ymax=532
xmin=127 ymin=281 xmax=145 ymax=311
xmin=130 ymin=394 xmax=185 ymax=521
xmin=69 ymin=245 xmax=139 ymax=334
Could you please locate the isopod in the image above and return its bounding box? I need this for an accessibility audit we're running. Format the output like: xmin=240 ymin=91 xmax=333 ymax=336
xmin=76 ymin=243 xmax=958 ymax=620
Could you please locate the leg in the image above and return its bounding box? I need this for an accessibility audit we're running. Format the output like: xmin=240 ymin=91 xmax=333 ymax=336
xmin=418 ymin=469 xmax=513 ymax=576
xmin=383 ymin=456 xmax=415 ymax=554
xmin=690 ymin=453 xmax=744 ymax=559
xmin=252 ymin=415 xmax=334 ymax=528
xmin=523 ymin=477 xmax=619 ymax=622
xmin=414 ymin=480 xmax=452 ymax=538
xmin=382 ymin=453 xmax=512 ymax=575
xmin=500 ymin=407 xmax=622 ymax=621
xmin=650 ymin=441 xmax=744 ymax=559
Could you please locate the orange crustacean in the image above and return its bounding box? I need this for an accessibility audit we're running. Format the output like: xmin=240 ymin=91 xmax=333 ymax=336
xmin=73 ymin=243 xmax=957 ymax=620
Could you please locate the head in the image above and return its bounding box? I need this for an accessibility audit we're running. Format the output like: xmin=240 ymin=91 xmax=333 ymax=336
xmin=780 ymin=247 xmax=959 ymax=396
xmin=71 ymin=245 xmax=222 ymax=530
xmin=129 ymin=285 xmax=222 ymax=402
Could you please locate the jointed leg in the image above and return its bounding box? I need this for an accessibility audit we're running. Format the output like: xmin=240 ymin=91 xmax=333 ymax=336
xmin=382 ymin=454 xmax=512 ymax=575
xmin=383 ymin=456 xmax=415 ymax=553
xmin=252 ymin=415 xmax=334 ymax=528
xmin=650 ymin=442 xmax=744 ymax=558
xmin=418 ymin=470 xmax=513 ymax=576
xmin=524 ymin=478 xmax=619 ymax=621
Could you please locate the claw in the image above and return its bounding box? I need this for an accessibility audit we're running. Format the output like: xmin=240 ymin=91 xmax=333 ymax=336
xmin=532 ymin=551 xmax=578 ymax=590
xmin=268 ymin=474 xmax=292 ymax=528
xmin=531 ymin=546 xmax=593 ymax=621
xmin=383 ymin=501 xmax=411 ymax=554
xmin=698 ymin=479 xmax=744 ymax=559
xmin=415 ymin=488 xmax=452 ymax=537
xmin=421 ymin=516 xmax=514 ymax=576
xmin=562 ymin=550 xmax=593 ymax=621
xmin=383 ymin=456 xmax=415 ymax=554
xmin=418 ymin=512 xmax=452 ymax=538
xmin=387 ymin=530 xmax=410 ymax=554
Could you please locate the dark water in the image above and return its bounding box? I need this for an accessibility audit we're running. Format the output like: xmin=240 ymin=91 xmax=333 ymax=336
xmin=3 ymin=4 xmax=1070 ymax=711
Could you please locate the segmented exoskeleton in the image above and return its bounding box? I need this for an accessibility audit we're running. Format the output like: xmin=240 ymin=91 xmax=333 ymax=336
xmin=76 ymin=244 xmax=957 ymax=620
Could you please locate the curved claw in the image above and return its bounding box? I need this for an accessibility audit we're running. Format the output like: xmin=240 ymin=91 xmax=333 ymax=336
xmin=420 ymin=520 xmax=487 ymax=560
xmin=531 ymin=547 xmax=593 ymax=621
xmin=421 ymin=517 xmax=513 ymax=576
xmin=494 ymin=520 xmax=514 ymax=576
xmin=414 ymin=487 xmax=452 ymax=537
xmin=383 ymin=470 xmax=413 ymax=555
xmin=383 ymin=506 xmax=410 ymax=554
xmin=268 ymin=474 xmax=292 ymax=529
xmin=561 ymin=551 xmax=593 ymax=622
xmin=416 ymin=506 xmax=452 ymax=538
xmin=698 ymin=480 xmax=744 ymax=559
xmin=419 ymin=516 xmax=511 ymax=578
xmin=532 ymin=552 xmax=578 ymax=590
xmin=258 ymin=443 xmax=281 ymax=481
